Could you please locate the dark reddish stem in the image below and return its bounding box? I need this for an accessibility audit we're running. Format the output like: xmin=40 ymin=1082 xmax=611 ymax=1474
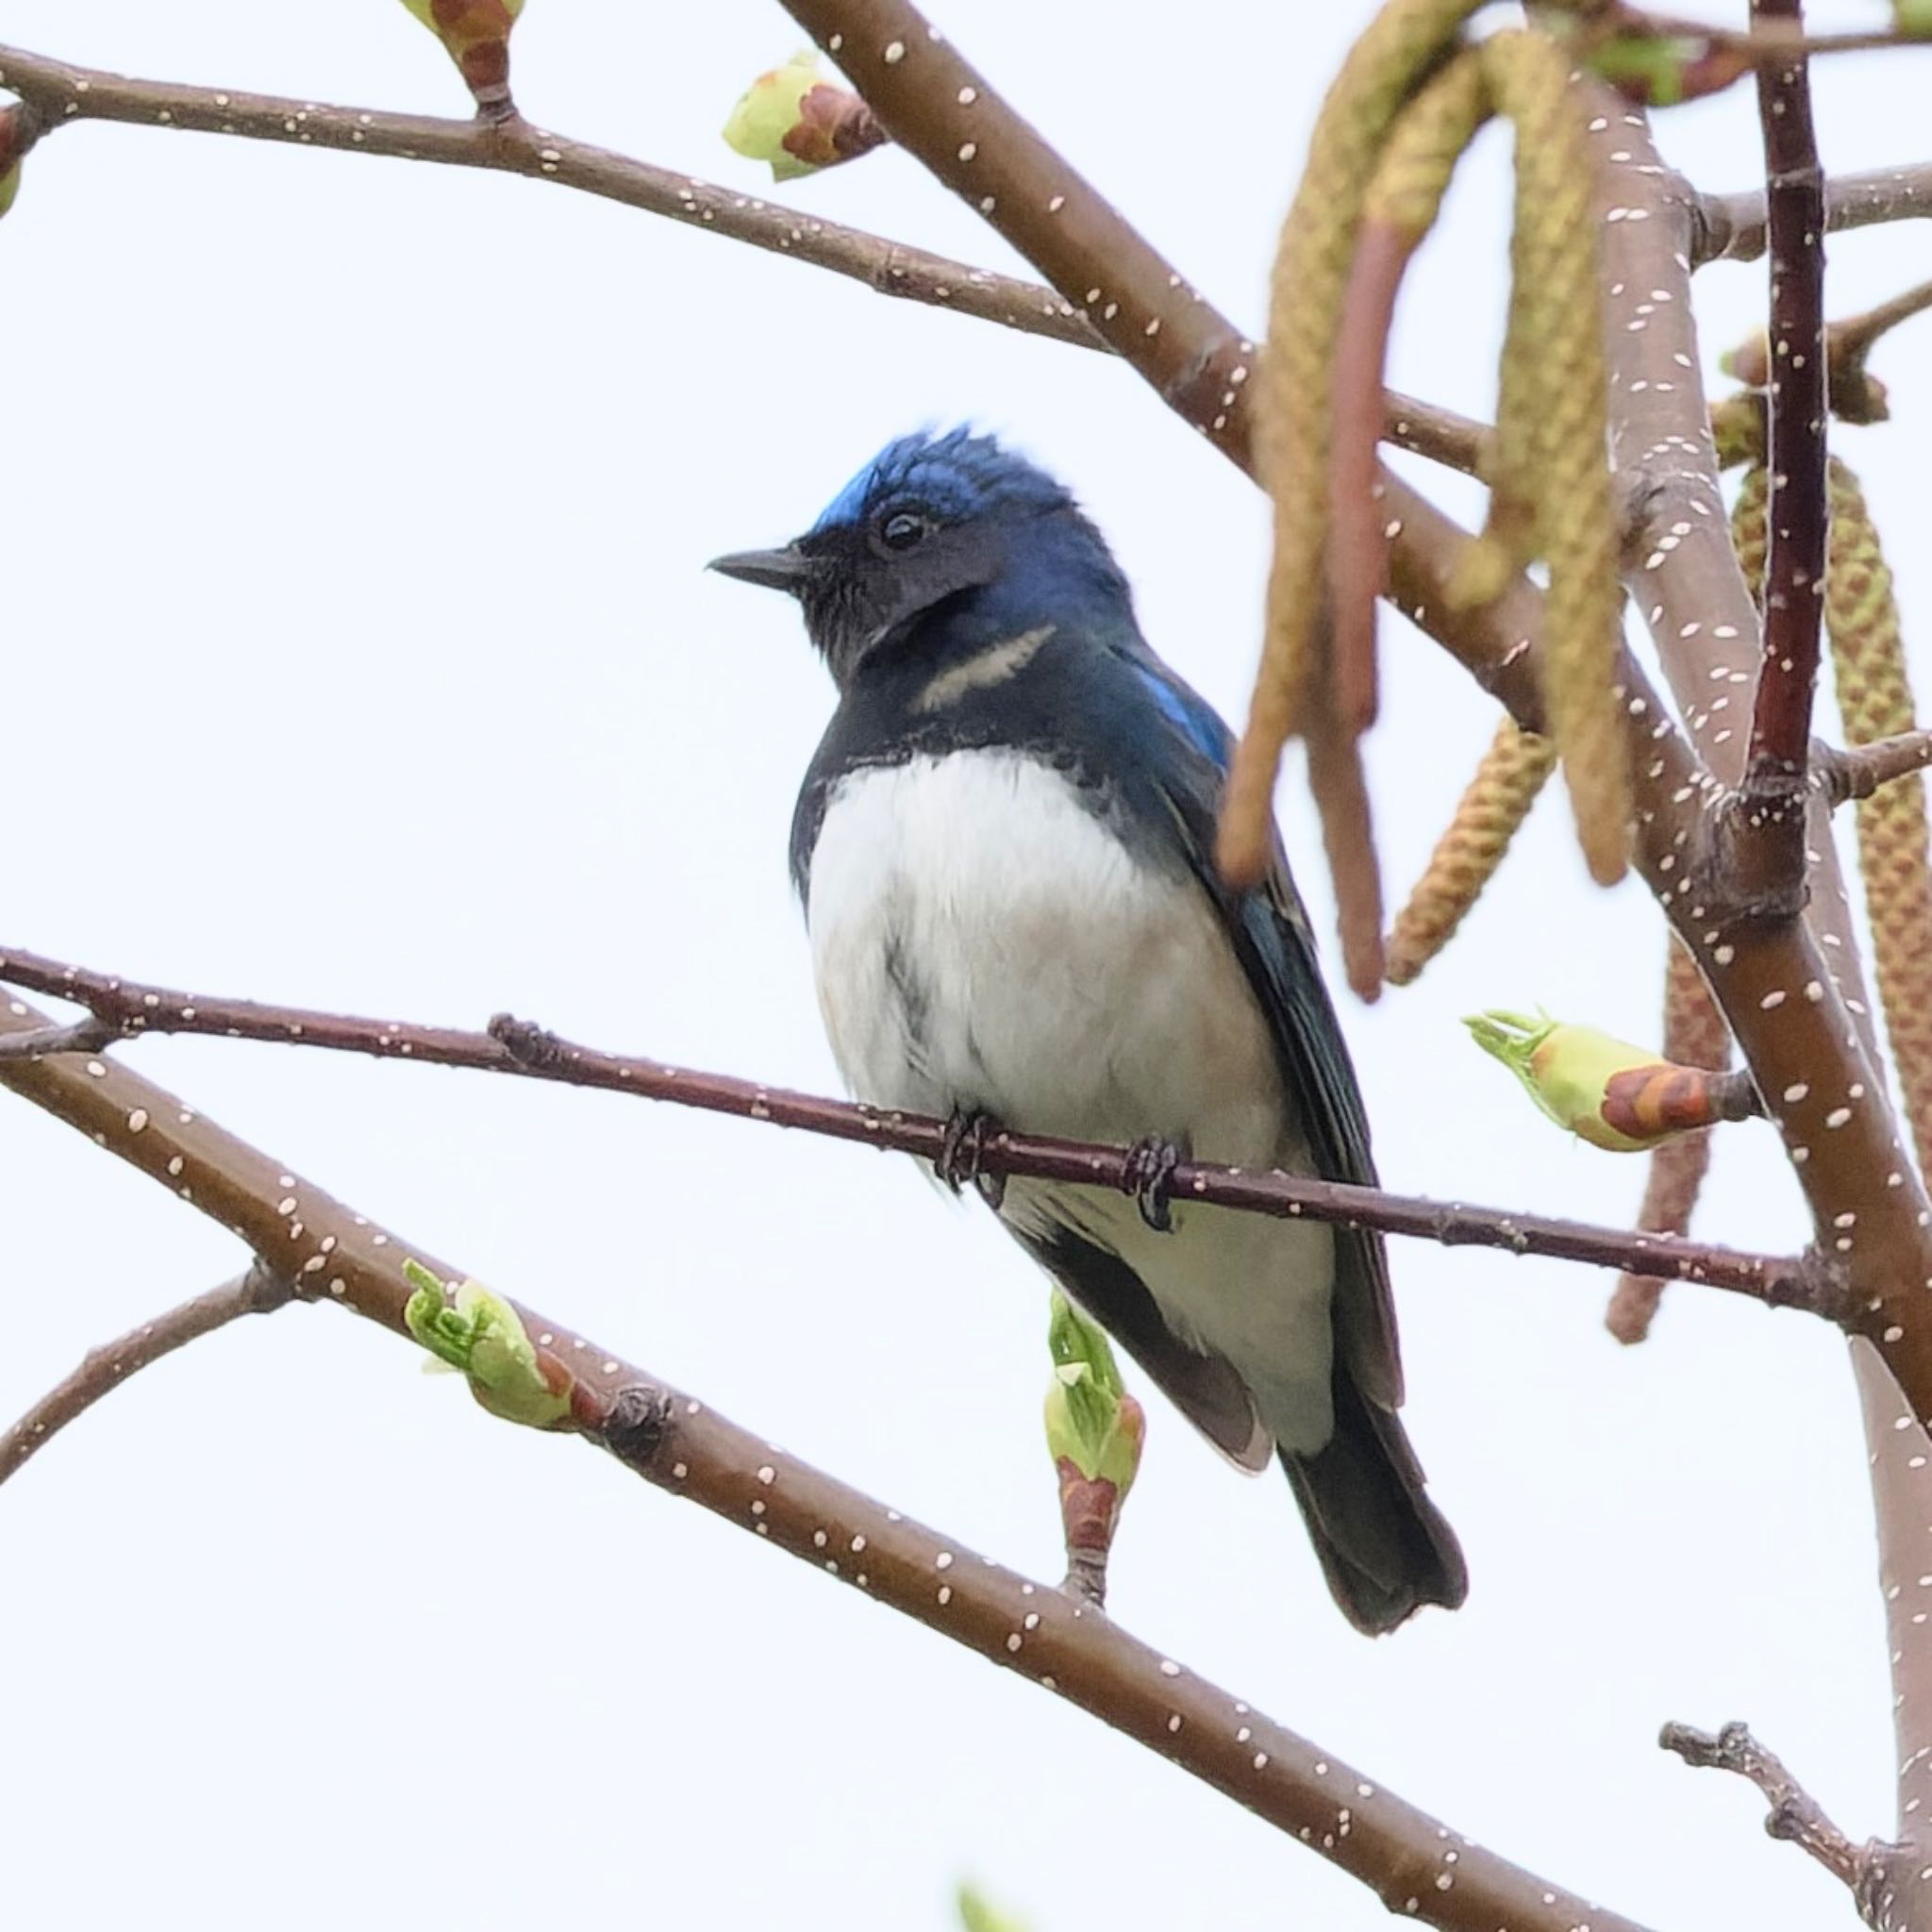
xmin=0 ymin=946 xmax=1825 ymax=1310
xmin=1740 ymin=0 xmax=1827 ymax=883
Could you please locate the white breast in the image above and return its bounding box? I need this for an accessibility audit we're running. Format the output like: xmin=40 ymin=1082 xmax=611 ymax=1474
xmin=804 ymin=749 xmax=1338 ymax=1450
xmin=806 ymin=752 xmax=1272 ymax=1143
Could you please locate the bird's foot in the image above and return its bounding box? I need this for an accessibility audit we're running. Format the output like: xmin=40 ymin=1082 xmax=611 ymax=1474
xmin=937 ymin=1106 xmax=1007 ymax=1209
xmin=1123 ymin=1135 xmax=1183 ymax=1232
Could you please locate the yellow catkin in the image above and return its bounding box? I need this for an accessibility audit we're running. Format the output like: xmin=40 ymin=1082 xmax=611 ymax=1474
xmin=1709 ymin=391 xmax=1768 ymax=473
xmin=1480 ymin=30 xmax=1628 ymax=889
xmin=1827 ymin=457 xmax=1932 ymax=1177
xmin=1731 ymin=464 xmax=1769 ymax=599
xmin=1223 ymin=0 xmax=1490 ymax=883
xmin=1360 ymin=50 xmax=1491 ymax=238
xmin=1607 ymin=938 xmax=1730 ymax=1345
xmin=1386 ymin=716 xmax=1557 ymax=984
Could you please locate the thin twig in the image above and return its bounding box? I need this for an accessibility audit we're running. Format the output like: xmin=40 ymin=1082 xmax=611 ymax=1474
xmin=1384 ymin=389 xmax=1488 ymax=475
xmin=0 ymin=1015 xmax=112 ymax=1062
xmin=1615 ymin=8 xmax=1918 ymax=63
xmin=1699 ymin=161 xmax=1932 ymax=264
xmin=1659 ymin=1720 xmax=1893 ymax=1909
xmin=0 ymin=987 xmax=1653 ymax=1932
xmin=1823 ymin=729 xmax=1932 ymax=806
xmin=0 ymin=42 xmax=1491 ymax=483
xmin=2 ymin=1258 xmax=293 ymax=1483
xmin=0 ymin=946 xmax=1828 ymax=1310
xmin=0 ymin=42 xmax=1094 ymax=347
xmin=1736 ymin=0 xmax=1828 ymax=893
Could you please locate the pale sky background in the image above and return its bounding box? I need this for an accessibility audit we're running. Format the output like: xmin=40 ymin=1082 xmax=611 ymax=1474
xmin=3 ymin=5 xmax=1930 ymax=1928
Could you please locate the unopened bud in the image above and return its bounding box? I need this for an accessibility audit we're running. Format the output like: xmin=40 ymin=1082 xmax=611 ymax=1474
xmin=1466 ymin=1008 xmax=1741 ymax=1152
xmin=723 ymin=50 xmax=886 ymax=182
xmin=1044 ymin=1291 xmax=1143 ymax=1599
xmin=399 ymin=0 xmax=525 ymax=117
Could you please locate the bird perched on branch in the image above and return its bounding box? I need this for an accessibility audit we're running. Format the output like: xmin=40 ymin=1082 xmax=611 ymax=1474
xmin=711 ymin=428 xmax=1465 ymax=1633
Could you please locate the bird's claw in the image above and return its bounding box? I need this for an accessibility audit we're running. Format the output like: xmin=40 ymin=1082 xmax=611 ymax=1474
xmin=1124 ymin=1135 xmax=1183 ymax=1232
xmin=938 ymin=1106 xmax=1007 ymax=1209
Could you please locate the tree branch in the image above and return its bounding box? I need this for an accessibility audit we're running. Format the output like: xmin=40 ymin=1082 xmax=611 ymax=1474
xmin=0 ymin=989 xmax=1654 ymax=1932
xmin=0 ymin=1014 xmax=112 ymax=1061
xmin=1620 ymin=8 xmax=1923 ymax=64
xmin=0 ymin=42 xmax=1488 ymax=481
xmin=1660 ymin=1720 xmax=1894 ymax=1915
xmin=1585 ymin=87 xmax=1932 ymax=1423
xmin=0 ymin=947 xmax=1824 ymax=1311
xmin=0 ymin=41 xmax=1096 ymax=348
xmin=1736 ymin=0 xmax=1827 ymax=891
xmin=2 ymin=1259 xmax=293 ymax=1483
xmin=1698 ymin=161 xmax=1932 ymax=265
xmin=1824 ymin=728 xmax=1932 ymax=805
xmin=1588 ymin=80 xmax=1932 ymax=1907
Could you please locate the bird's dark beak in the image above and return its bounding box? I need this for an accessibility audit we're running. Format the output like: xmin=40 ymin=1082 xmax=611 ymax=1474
xmin=708 ymin=544 xmax=824 ymax=595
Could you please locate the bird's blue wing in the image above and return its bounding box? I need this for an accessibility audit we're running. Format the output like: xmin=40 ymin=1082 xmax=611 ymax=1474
xmin=1119 ymin=654 xmax=1404 ymax=1408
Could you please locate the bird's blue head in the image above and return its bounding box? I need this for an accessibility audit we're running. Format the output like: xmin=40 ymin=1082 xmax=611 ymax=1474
xmin=710 ymin=428 xmax=1126 ymax=687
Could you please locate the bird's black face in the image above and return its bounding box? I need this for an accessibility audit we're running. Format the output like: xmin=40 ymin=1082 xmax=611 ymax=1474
xmin=711 ymin=488 xmax=1011 ymax=690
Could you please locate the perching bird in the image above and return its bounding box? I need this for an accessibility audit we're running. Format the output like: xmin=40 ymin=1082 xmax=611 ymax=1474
xmin=711 ymin=429 xmax=1465 ymax=1633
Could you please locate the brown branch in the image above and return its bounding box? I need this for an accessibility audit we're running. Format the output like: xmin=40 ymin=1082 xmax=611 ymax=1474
xmin=0 ymin=42 xmax=1096 ymax=349
xmin=0 ymin=1014 xmax=112 ymax=1061
xmin=767 ymin=0 xmax=1532 ymax=689
xmin=1736 ymin=0 xmax=1827 ymax=890
xmin=1586 ymin=87 xmax=1932 ymax=1415
xmin=1384 ymin=389 xmax=1488 ymax=475
xmin=1660 ymin=1720 xmax=1894 ymax=1912
xmin=1824 ymin=729 xmax=1932 ymax=805
xmin=0 ymin=41 xmax=1491 ymax=484
xmin=2 ymin=1259 xmax=293 ymax=1483
xmin=1699 ymin=161 xmax=1932 ymax=264
xmin=0 ymin=990 xmax=1656 ymax=1932
xmin=0 ymin=947 xmax=1822 ymax=1310
xmin=778 ymin=0 xmax=1251 ymax=454
xmin=1588 ymin=80 xmax=1932 ymax=1906
xmin=1614 ymin=8 xmax=1919 ymax=64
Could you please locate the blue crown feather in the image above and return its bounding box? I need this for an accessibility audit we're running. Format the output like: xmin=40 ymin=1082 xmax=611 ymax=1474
xmin=809 ymin=426 xmax=1074 ymax=534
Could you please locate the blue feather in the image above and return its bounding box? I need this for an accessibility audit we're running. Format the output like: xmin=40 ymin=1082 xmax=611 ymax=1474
xmin=810 ymin=426 xmax=1073 ymax=535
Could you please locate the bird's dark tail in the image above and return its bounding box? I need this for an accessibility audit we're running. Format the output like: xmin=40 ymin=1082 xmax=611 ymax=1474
xmin=1279 ymin=1362 xmax=1467 ymax=1636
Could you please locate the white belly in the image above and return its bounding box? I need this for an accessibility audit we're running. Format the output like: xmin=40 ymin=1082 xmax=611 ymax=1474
xmin=804 ymin=750 xmax=1336 ymax=1449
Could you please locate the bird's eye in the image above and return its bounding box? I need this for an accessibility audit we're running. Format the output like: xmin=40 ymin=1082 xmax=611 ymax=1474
xmin=878 ymin=509 xmax=930 ymax=552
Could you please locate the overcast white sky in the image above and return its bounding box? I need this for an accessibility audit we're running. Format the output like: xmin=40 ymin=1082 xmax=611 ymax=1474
xmin=4 ymin=4 xmax=1931 ymax=1928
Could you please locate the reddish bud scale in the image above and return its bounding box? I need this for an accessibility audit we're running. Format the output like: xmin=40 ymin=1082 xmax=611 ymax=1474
xmin=1599 ymin=1063 xmax=1728 ymax=1141
xmin=416 ymin=0 xmax=522 ymax=114
xmin=783 ymin=85 xmax=888 ymax=170
xmin=1056 ymin=1459 xmax=1125 ymax=1555
xmin=460 ymin=41 xmax=511 ymax=101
